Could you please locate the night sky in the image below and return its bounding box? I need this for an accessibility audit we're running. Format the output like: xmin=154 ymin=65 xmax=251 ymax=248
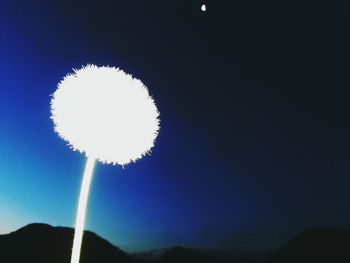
xmin=1 ymin=0 xmax=349 ymax=253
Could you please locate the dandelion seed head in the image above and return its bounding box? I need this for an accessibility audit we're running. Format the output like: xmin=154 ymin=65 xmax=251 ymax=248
xmin=50 ymin=64 xmax=160 ymax=165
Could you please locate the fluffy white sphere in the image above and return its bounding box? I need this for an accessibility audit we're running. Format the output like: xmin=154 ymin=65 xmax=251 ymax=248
xmin=50 ymin=64 xmax=160 ymax=165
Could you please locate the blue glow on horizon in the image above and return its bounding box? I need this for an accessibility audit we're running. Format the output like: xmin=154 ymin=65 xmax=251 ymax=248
xmin=0 ymin=5 xmax=256 ymax=252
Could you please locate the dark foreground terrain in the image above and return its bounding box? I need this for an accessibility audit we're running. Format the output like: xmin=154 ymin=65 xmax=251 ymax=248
xmin=0 ymin=224 xmax=349 ymax=263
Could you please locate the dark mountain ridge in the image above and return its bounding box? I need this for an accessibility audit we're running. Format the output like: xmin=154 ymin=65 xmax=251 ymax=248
xmin=1 ymin=223 xmax=349 ymax=263
xmin=0 ymin=223 xmax=134 ymax=263
xmin=0 ymin=223 xmax=265 ymax=263
xmin=266 ymin=227 xmax=350 ymax=263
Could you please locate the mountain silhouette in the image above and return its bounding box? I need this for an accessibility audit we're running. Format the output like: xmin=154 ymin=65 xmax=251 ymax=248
xmin=159 ymin=246 xmax=217 ymax=263
xmin=0 ymin=223 xmax=135 ymax=263
xmin=10 ymin=223 xmax=349 ymax=263
xmin=267 ymin=227 xmax=350 ymax=263
xmin=134 ymin=246 xmax=264 ymax=263
xmin=0 ymin=223 xmax=265 ymax=263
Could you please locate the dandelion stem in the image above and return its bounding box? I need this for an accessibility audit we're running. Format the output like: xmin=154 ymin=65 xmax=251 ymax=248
xmin=70 ymin=156 xmax=96 ymax=263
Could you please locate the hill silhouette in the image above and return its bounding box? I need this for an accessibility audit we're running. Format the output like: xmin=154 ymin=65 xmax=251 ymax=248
xmin=267 ymin=227 xmax=350 ymax=263
xmin=3 ymin=224 xmax=348 ymax=263
xmin=133 ymin=246 xmax=264 ymax=263
xmin=159 ymin=246 xmax=217 ymax=263
xmin=0 ymin=223 xmax=265 ymax=263
xmin=0 ymin=223 xmax=135 ymax=263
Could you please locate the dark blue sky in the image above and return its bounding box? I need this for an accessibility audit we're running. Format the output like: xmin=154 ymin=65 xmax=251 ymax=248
xmin=1 ymin=0 xmax=349 ymax=252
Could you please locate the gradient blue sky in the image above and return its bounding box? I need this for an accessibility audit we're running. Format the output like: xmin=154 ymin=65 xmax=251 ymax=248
xmin=1 ymin=0 xmax=349 ymax=252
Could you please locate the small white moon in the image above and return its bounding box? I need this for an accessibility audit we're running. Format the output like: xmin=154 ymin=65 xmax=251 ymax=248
xmin=201 ymin=4 xmax=206 ymax=12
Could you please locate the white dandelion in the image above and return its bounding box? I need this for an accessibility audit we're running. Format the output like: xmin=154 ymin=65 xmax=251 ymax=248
xmin=50 ymin=64 xmax=160 ymax=263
